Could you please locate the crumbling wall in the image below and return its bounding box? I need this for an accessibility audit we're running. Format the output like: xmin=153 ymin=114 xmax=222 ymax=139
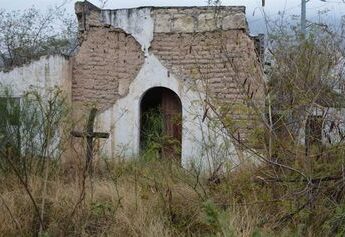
xmin=72 ymin=27 xmax=144 ymax=111
xmin=72 ymin=1 xmax=263 ymax=107
xmin=151 ymin=30 xmax=264 ymax=140
xmin=73 ymin=1 xmax=145 ymax=112
xmin=151 ymin=31 xmax=262 ymax=101
xmin=0 ymin=55 xmax=72 ymax=161
xmin=151 ymin=6 xmax=246 ymax=32
xmin=0 ymin=55 xmax=71 ymax=98
xmin=72 ymin=1 xmax=265 ymax=163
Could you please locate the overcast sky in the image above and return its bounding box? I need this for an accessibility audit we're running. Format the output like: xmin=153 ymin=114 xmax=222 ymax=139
xmin=1 ymin=0 xmax=345 ymax=34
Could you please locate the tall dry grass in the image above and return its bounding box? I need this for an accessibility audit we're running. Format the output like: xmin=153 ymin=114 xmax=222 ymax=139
xmin=0 ymin=157 xmax=273 ymax=237
xmin=1 ymin=101 xmax=343 ymax=237
xmin=2 ymin=154 xmax=345 ymax=236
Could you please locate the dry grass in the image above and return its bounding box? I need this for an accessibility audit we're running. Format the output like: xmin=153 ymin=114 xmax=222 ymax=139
xmin=0 ymin=157 xmax=340 ymax=237
xmin=0 ymin=158 xmax=268 ymax=237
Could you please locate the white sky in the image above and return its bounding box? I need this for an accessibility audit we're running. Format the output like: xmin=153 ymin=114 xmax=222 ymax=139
xmin=1 ymin=0 xmax=345 ymax=33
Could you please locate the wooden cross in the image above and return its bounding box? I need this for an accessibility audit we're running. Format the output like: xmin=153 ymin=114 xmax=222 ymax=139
xmin=71 ymin=108 xmax=109 ymax=166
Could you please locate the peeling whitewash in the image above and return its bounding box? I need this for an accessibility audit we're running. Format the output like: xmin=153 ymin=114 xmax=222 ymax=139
xmin=101 ymin=8 xmax=154 ymax=55
xmin=0 ymin=4 xmax=249 ymax=168
xmin=294 ymin=105 xmax=345 ymax=148
xmin=96 ymin=54 xmax=238 ymax=168
xmin=101 ymin=6 xmax=247 ymax=55
xmin=298 ymin=107 xmax=345 ymax=145
xmin=322 ymin=108 xmax=345 ymax=144
xmin=0 ymin=55 xmax=71 ymax=98
xmin=151 ymin=7 xmax=247 ymax=33
xmin=0 ymin=55 xmax=72 ymax=158
xmin=96 ymin=6 xmax=247 ymax=167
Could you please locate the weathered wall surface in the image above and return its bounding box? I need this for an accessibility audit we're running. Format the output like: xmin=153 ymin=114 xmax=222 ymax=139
xmin=72 ymin=27 xmax=144 ymax=111
xmin=151 ymin=30 xmax=264 ymax=139
xmin=95 ymin=54 xmax=238 ymax=168
xmin=295 ymin=107 xmax=345 ymax=146
xmin=72 ymin=1 xmax=265 ymax=166
xmin=0 ymin=55 xmax=71 ymax=98
xmin=322 ymin=108 xmax=345 ymax=145
xmin=151 ymin=6 xmax=246 ymax=33
xmin=0 ymin=55 xmax=72 ymax=160
xmin=151 ymin=31 xmax=262 ymax=100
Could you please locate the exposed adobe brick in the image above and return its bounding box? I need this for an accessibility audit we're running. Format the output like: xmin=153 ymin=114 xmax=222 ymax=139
xmin=151 ymin=30 xmax=264 ymax=102
xmin=72 ymin=27 xmax=145 ymax=111
xmin=151 ymin=30 xmax=265 ymax=140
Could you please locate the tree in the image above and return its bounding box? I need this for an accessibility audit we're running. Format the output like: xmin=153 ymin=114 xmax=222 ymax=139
xmin=0 ymin=5 xmax=77 ymax=71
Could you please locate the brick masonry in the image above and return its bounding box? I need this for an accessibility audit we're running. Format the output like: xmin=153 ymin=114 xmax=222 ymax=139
xmin=72 ymin=27 xmax=144 ymax=111
xmin=151 ymin=30 xmax=263 ymax=101
xmin=72 ymin=1 xmax=265 ymax=143
xmin=151 ymin=30 xmax=264 ymax=139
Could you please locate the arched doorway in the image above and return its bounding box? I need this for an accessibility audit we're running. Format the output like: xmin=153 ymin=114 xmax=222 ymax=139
xmin=140 ymin=87 xmax=182 ymax=161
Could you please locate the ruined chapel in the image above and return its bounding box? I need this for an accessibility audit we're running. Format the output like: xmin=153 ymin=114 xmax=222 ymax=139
xmin=0 ymin=1 xmax=265 ymax=167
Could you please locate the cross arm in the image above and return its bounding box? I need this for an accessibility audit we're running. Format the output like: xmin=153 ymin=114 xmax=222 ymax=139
xmin=93 ymin=132 xmax=110 ymax=139
xmin=71 ymin=131 xmax=109 ymax=139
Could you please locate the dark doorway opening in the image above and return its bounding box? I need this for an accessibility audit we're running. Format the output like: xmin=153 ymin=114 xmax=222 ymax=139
xmin=140 ymin=87 xmax=182 ymax=161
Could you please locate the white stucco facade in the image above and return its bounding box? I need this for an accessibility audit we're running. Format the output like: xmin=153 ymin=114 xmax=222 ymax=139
xmin=0 ymin=4 xmax=248 ymax=168
xmin=96 ymin=54 xmax=237 ymax=168
xmin=92 ymin=6 xmax=240 ymax=167
xmin=0 ymin=55 xmax=72 ymax=158
xmin=102 ymin=8 xmax=154 ymax=55
xmin=0 ymin=55 xmax=71 ymax=98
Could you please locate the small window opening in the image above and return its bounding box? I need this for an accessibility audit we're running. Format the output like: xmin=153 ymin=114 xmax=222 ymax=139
xmin=0 ymin=97 xmax=21 ymax=154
